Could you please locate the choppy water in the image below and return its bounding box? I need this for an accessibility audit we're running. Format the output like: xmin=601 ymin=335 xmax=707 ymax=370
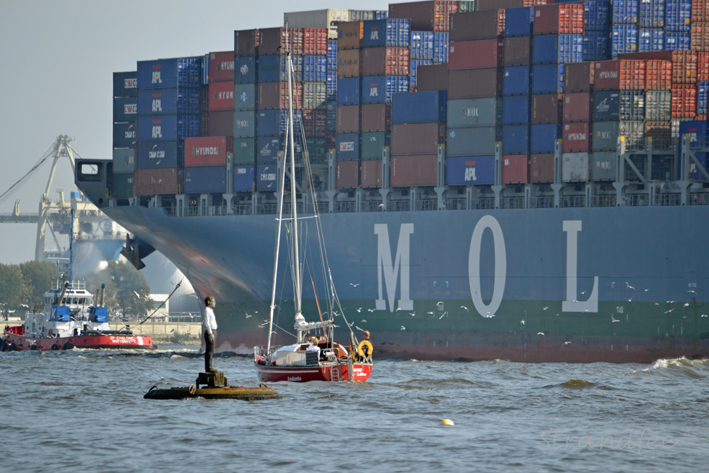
xmin=1 ymin=348 xmax=708 ymax=472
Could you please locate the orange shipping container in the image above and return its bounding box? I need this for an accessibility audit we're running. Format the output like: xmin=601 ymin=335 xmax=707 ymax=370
xmin=337 ymin=49 xmax=362 ymax=78
xmin=692 ymin=0 xmax=709 ymax=23
xmin=361 ymin=160 xmax=383 ymax=188
xmin=698 ymin=52 xmax=709 ymax=82
xmin=691 ymin=22 xmax=709 ymax=51
xmin=391 ymin=155 xmax=438 ymax=187
xmin=671 ymin=85 xmax=697 ymax=118
xmin=502 ymin=155 xmax=528 ymax=185
xmin=594 ymin=60 xmax=646 ymax=90
xmin=336 ymin=161 xmax=360 ymax=189
xmin=304 ymin=28 xmax=328 ymax=55
xmin=672 ymin=51 xmax=698 ymax=84
xmin=362 ymin=47 xmax=411 ymax=76
xmin=135 ymin=168 xmax=183 ymax=196
xmin=338 ymin=21 xmax=363 ymax=50
xmin=645 ymin=60 xmax=672 ymax=90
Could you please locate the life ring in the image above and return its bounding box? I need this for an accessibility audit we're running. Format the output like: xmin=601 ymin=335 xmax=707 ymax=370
xmin=357 ymin=340 xmax=374 ymax=358
xmin=188 ymin=384 xmax=196 ymax=396
xmin=30 ymin=344 xmax=37 ymax=351
xmin=62 ymin=342 xmax=73 ymax=350
xmin=51 ymin=344 xmax=59 ymax=351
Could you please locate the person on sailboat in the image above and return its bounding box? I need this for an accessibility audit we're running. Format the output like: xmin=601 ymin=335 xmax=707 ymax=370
xmin=203 ymin=296 xmax=218 ymax=372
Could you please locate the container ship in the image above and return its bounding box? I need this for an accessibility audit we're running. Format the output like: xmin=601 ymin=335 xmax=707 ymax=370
xmin=76 ymin=0 xmax=709 ymax=362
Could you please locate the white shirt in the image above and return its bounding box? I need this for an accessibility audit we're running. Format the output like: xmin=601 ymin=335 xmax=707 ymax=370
xmin=203 ymin=307 xmax=217 ymax=335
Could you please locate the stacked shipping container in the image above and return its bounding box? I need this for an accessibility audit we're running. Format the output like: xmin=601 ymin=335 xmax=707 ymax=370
xmin=112 ymin=72 xmax=138 ymax=199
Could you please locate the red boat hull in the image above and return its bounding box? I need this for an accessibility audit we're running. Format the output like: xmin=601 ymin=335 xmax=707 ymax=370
xmin=2 ymin=330 xmax=154 ymax=351
xmin=255 ymin=362 xmax=372 ymax=383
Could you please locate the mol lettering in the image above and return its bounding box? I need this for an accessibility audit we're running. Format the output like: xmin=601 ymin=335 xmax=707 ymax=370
xmin=152 ymin=71 xmax=162 ymax=84
xmin=562 ymin=221 xmax=598 ymax=312
xmin=374 ymin=224 xmax=414 ymax=312
xmin=468 ymin=216 xmax=506 ymax=317
xmin=463 ymin=107 xmax=478 ymax=118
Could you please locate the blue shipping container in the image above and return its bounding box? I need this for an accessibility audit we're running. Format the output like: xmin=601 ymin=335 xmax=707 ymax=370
xmin=327 ymin=70 xmax=337 ymax=101
xmin=256 ymin=110 xmax=304 ymax=137
xmin=363 ymin=19 xmax=411 ymax=48
xmin=505 ymin=7 xmax=534 ymax=37
xmin=337 ymin=77 xmax=360 ymax=105
xmin=235 ymin=57 xmax=257 ymax=84
xmin=137 ymin=57 xmax=202 ymax=90
xmin=304 ymin=55 xmax=327 ymax=82
xmin=113 ymin=122 xmax=136 ymax=148
xmin=113 ymin=97 xmax=138 ymax=122
xmin=410 ymin=31 xmax=434 ymax=59
xmin=504 ymin=66 xmax=531 ymax=96
xmin=639 ymin=0 xmax=665 ymax=27
xmin=583 ymin=31 xmax=612 ymax=61
xmin=392 ymin=91 xmax=447 ymax=124
xmin=136 ymin=141 xmax=183 ymax=169
xmin=699 ymin=81 xmax=709 ymax=115
xmin=184 ymin=166 xmax=227 ymax=194
xmin=256 ymin=165 xmax=278 ymax=192
xmin=446 ymin=156 xmax=495 ymax=186
xmin=113 ymin=72 xmax=138 ymax=97
xmin=678 ymin=121 xmax=709 ymax=179
xmin=665 ymin=0 xmax=691 ymax=32
xmin=612 ymin=24 xmax=638 ymax=56
xmin=612 ymin=0 xmax=639 ymax=24
xmin=328 ymin=40 xmax=338 ymax=71
xmin=584 ymin=0 xmax=611 ymax=31
xmin=503 ymin=125 xmax=530 ymax=155
xmin=593 ymin=90 xmax=620 ymax=121
xmin=410 ymin=59 xmax=434 ymax=88
xmin=234 ymin=111 xmax=257 ymax=138
xmin=337 ymin=133 xmax=360 ymax=161
xmin=234 ymin=84 xmax=257 ymax=111
xmin=233 ymin=165 xmax=255 ymax=193
xmin=532 ymin=64 xmax=564 ymax=94
xmin=137 ymin=88 xmax=200 ymax=116
xmin=532 ymin=34 xmax=584 ymax=65
xmin=136 ymin=115 xmax=200 ymax=142
xmin=433 ymin=32 xmax=449 ymax=63
xmin=258 ymin=55 xmax=303 ymax=83
xmin=638 ymin=28 xmax=665 ymax=52
xmin=531 ymin=124 xmax=562 ymax=154
xmin=257 ymin=136 xmax=282 ymax=164
xmin=361 ymin=75 xmax=409 ymax=104
xmin=664 ymin=31 xmax=690 ymax=50
xmin=503 ymin=96 xmax=531 ymax=125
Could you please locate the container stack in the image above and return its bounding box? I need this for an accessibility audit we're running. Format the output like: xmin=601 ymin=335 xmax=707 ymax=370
xmin=112 ymin=72 xmax=138 ymax=199
xmin=303 ymin=27 xmax=329 ymax=166
xmin=665 ymin=0 xmax=691 ymax=50
xmin=135 ymin=57 xmax=202 ymax=196
xmin=233 ymin=29 xmax=260 ymax=193
xmin=183 ymin=136 xmax=229 ymax=194
xmin=584 ymin=0 xmax=611 ymax=60
xmin=611 ymin=0 xmax=639 ymax=56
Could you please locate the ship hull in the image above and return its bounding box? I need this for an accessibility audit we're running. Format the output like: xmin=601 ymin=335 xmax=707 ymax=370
xmin=98 ymin=204 xmax=709 ymax=363
xmin=254 ymin=362 xmax=373 ymax=382
xmin=2 ymin=330 xmax=154 ymax=351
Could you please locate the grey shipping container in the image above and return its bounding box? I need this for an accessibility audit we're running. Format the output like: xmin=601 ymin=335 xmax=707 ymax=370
xmin=503 ymin=36 xmax=532 ymax=67
xmin=111 ymin=173 xmax=134 ymax=199
xmin=337 ymin=105 xmax=360 ymax=133
xmin=645 ymin=90 xmax=671 ymax=121
xmin=361 ymin=132 xmax=390 ymax=160
xmin=233 ymin=111 xmax=256 ymax=138
xmin=562 ymin=152 xmax=590 ymax=183
xmin=391 ymin=123 xmax=443 ymax=156
xmin=284 ymin=9 xmax=350 ymax=39
xmin=233 ymin=138 xmax=256 ymax=165
xmin=592 ymin=121 xmax=645 ymax=151
xmin=448 ymin=69 xmax=501 ymax=100
xmin=234 ymin=84 xmax=257 ymax=111
xmin=447 ymin=97 xmax=501 ymax=128
xmin=447 ymin=127 xmax=498 ymax=157
xmin=417 ymin=64 xmax=449 ymax=92
xmin=591 ymin=151 xmax=618 ymax=181
xmin=304 ymin=82 xmax=327 ymax=110
xmin=113 ymin=148 xmax=135 ymax=174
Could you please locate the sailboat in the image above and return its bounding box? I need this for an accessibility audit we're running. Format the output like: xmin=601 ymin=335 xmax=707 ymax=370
xmin=253 ymin=48 xmax=372 ymax=383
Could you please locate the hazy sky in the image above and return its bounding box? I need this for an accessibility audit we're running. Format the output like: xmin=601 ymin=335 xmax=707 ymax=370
xmin=0 ymin=0 xmax=387 ymax=264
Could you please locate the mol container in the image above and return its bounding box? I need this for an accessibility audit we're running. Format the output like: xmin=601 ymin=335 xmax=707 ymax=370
xmin=184 ymin=167 xmax=227 ymax=194
xmin=361 ymin=160 xmax=383 ymax=188
xmin=502 ymin=155 xmax=529 ymax=184
xmin=592 ymin=151 xmax=618 ymax=181
xmin=136 ymin=115 xmax=199 ymax=142
xmin=233 ymin=165 xmax=255 ymax=193
xmin=137 ymin=57 xmax=202 ymax=90
xmin=447 ymin=127 xmax=498 ymax=157
xmin=533 ymin=3 xmax=585 ymax=35
xmin=529 ymin=154 xmax=555 ymax=183
xmin=448 ymin=39 xmax=503 ymax=70
xmin=208 ymin=51 xmax=235 ymax=82
xmin=450 ymin=10 xmax=505 ymax=42
xmin=562 ymin=122 xmax=591 ymax=152
xmin=388 ymin=1 xmax=459 ymax=32
xmin=592 ymin=120 xmax=645 ymax=150
xmin=134 ymin=168 xmax=183 ymax=196
xmin=136 ymin=141 xmax=184 ymax=169
xmin=113 ymin=71 xmax=137 ymax=97
xmin=562 ymin=152 xmax=590 ymax=182
xmin=391 ymin=155 xmax=437 ymax=187
xmin=137 ymin=88 xmax=200 ymax=115
xmin=184 ymin=137 xmax=227 ymax=167
xmin=392 ymin=91 xmax=447 ymax=124
xmin=233 ymin=111 xmax=256 ymax=138
xmin=446 ymin=156 xmax=495 ymax=186
xmin=448 ymin=97 xmax=502 ymax=127
xmin=532 ymin=35 xmax=583 ymax=64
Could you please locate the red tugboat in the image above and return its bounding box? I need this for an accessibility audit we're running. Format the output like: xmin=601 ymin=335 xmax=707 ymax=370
xmin=253 ymin=50 xmax=372 ymax=382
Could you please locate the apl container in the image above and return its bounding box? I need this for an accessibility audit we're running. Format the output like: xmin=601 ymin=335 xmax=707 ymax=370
xmin=336 ymin=160 xmax=360 ymax=189
xmin=447 ymin=127 xmax=499 ymax=157
xmin=531 ymin=123 xmax=562 ymax=153
xmin=234 ymin=84 xmax=257 ymax=111
xmin=446 ymin=156 xmax=495 ymax=186
xmin=503 ymin=95 xmax=531 ymax=125
xmin=234 ymin=57 xmax=257 ymax=84
xmin=113 ymin=148 xmax=135 ymax=174
xmin=503 ymin=125 xmax=530 ymax=155
xmin=450 ymin=9 xmax=505 ymax=41
xmin=134 ymin=168 xmax=183 ymax=196
xmin=392 ymin=91 xmax=447 ymax=124
xmin=505 ymin=7 xmax=534 ymax=37
xmin=233 ymin=111 xmax=256 ymax=138
xmin=233 ymin=165 xmax=255 ymax=193
xmin=113 ymin=97 xmax=138 ymax=122
xmin=591 ymin=151 xmax=618 ymax=181
xmin=391 ymin=155 xmax=437 ymax=187
xmin=504 ymin=66 xmax=532 ymax=96
xmin=184 ymin=136 xmax=227 ymax=167
xmin=111 ymin=173 xmax=134 ymax=199
xmin=447 ymin=97 xmax=501 ymax=127
xmin=530 ymin=154 xmax=555 ymax=183
xmin=361 ymin=160 xmax=383 ymax=188
xmin=363 ymin=19 xmax=411 ymax=48
xmin=337 ymin=133 xmax=360 ymax=161
xmin=360 ymin=75 xmax=410 ymax=104
xmin=233 ymin=138 xmax=256 ymax=165
xmin=337 ymin=77 xmax=360 ymax=105
xmin=337 ymin=105 xmax=360 ymax=133
xmin=531 ymin=64 xmax=565 ymax=94
xmin=256 ymin=165 xmax=278 ymax=192
xmin=532 ymin=34 xmax=584 ymax=65
xmin=448 ymin=39 xmax=503 ymax=70
xmin=391 ymin=123 xmax=443 ymax=155
xmin=137 ymin=88 xmax=200 ymax=115
xmin=137 ymin=57 xmax=202 ymax=90
xmin=451 ymin=68 xmax=502 ymax=98
xmin=136 ymin=115 xmax=200 ymax=142
xmin=136 ymin=141 xmax=183 ymax=169
xmin=114 ymin=72 xmax=137 ymax=97
xmin=208 ymin=81 xmax=234 ymax=111
xmin=184 ymin=166 xmax=227 ymax=194
xmin=502 ymin=155 xmax=528 ymax=184
xmin=563 ymin=92 xmax=592 ymax=122
xmin=532 ymin=94 xmax=562 ymax=124
xmin=562 ymin=152 xmax=590 ymax=182
xmin=562 ymin=122 xmax=591 ymax=152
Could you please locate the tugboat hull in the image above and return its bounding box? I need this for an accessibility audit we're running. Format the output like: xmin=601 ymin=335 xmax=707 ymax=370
xmin=2 ymin=327 xmax=154 ymax=351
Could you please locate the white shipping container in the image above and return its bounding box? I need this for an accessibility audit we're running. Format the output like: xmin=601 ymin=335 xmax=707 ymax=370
xmin=284 ymin=9 xmax=350 ymax=39
xmin=562 ymin=152 xmax=590 ymax=183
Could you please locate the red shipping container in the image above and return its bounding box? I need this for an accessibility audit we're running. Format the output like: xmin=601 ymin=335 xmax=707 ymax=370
xmin=699 ymin=52 xmax=709 ymax=82
xmin=208 ymin=81 xmax=234 ymax=111
xmin=691 ymin=22 xmax=709 ymax=51
xmin=362 ymin=47 xmax=411 ymax=76
xmin=361 ymin=160 xmax=383 ymax=188
xmin=450 ymin=10 xmax=505 ymax=42
xmin=672 ymin=85 xmax=697 ymax=118
xmin=563 ymin=93 xmax=591 ymax=122
xmin=304 ymin=28 xmax=328 ymax=55
xmin=645 ymin=60 xmax=672 ymax=90
xmin=208 ymin=111 xmax=233 ymax=137
xmin=234 ymin=29 xmax=259 ymax=57
xmin=564 ymin=62 xmax=594 ymax=92
xmin=389 ymin=1 xmax=459 ymax=32
xmin=303 ymin=109 xmax=327 ymax=137
xmin=208 ymin=51 xmax=235 ymax=82
xmin=672 ymin=51 xmax=698 ymax=84
xmin=259 ymin=27 xmax=303 ymax=55
xmin=361 ymin=104 xmax=392 ymax=132
xmin=184 ymin=136 xmax=227 ymax=167
xmin=533 ymin=4 xmax=584 ymax=35
xmin=338 ymin=21 xmax=363 ymax=50
xmin=258 ymin=82 xmax=303 ymax=110
xmin=391 ymin=123 xmax=443 ymax=155
xmin=336 ymin=161 xmax=360 ymax=189
xmin=594 ymin=60 xmax=645 ymax=90
xmin=530 ymin=154 xmax=555 ymax=183
xmin=532 ymin=94 xmax=562 ymax=124
xmin=448 ymin=39 xmax=504 ymax=70
xmin=135 ymin=168 xmax=183 ymax=196
xmin=391 ymin=155 xmax=438 ymax=187
xmin=693 ymin=0 xmax=709 ymax=22
xmin=478 ymin=0 xmax=547 ymax=10
xmin=448 ymin=68 xmax=502 ymax=98
xmin=562 ymin=122 xmax=590 ymax=153
xmin=502 ymin=155 xmax=528 ymax=184
xmin=337 ymin=105 xmax=360 ymax=134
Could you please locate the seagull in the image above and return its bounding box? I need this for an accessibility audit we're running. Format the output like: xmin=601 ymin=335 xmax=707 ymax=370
xmin=688 ymin=290 xmax=697 ymax=294
xmin=368 ymin=309 xmax=375 ymax=312
xmin=702 ymin=314 xmax=708 ymax=318
xmin=665 ymin=308 xmax=675 ymax=314
xmin=350 ymin=283 xmax=360 ymax=287
xmin=628 ymin=298 xmax=633 ymax=302
xmin=427 ymin=311 xmax=434 ymax=315
xmin=644 ymin=288 xmax=650 ymax=292
xmin=626 ymin=283 xmax=635 ymax=290
xmin=357 ymin=307 xmax=362 ymax=312
xmin=400 ymin=326 xmax=406 ymax=331
xmin=245 ymin=314 xmax=252 ymax=318
xmin=543 ymin=306 xmax=549 ymax=311
xmin=654 ymin=302 xmax=660 ymax=305
xmin=611 ymin=315 xmax=620 ymax=323
xmin=520 ymin=320 xmax=525 ymax=325
xmin=460 ymin=305 xmax=469 ymax=312
xmin=564 ymin=341 xmax=571 ymax=345
xmin=410 ymin=312 xmax=416 ymax=317
xmin=579 ymin=291 xmax=587 ymax=295
xmin=537 ymin=332 xmax=545 ymax=336
xmin=378 ymin=203 xmax=385 ymax=208
xmin=683 ymin=303 xmax=690 ymax=308
xmin=361 ymin=319 xmax=367 ymax=323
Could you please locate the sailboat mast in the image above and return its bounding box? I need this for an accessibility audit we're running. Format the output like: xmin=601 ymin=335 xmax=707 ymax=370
xmin=68 ymin=208 xmax=74 ymax=283
xmin=287 ymin=50 xmax=302 ymax=315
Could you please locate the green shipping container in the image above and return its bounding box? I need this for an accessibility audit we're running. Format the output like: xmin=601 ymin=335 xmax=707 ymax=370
xmin=112 ymin=173 xmax=134 ymax=199
xmin=361 ymin=132 xmax=390 ymax=160
xmin=306 ymin=136 xmax=328 ymax=163
xmin=458 ymin=1 xmax=476 ymax=12
xmin=233 ymin=138 xmax=256 ymax=165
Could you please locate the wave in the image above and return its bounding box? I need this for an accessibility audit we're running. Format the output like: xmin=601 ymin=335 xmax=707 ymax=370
xmin=544 ymin=379 xmax=596 ymax=389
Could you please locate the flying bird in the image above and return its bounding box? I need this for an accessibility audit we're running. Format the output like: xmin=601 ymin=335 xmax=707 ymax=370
xmin=350 ymin=283 xmax=360 ymax=287
xmin=357 ymin=307 xmax=362 ymax=312
xmin=683 ymin=303 xmax=690 ymax=308
xmin=400 ymin=326 xmax=406 ymax=331
xmin=245 ymin=313 xmax=252 ymax=318
xmin=626 ymin=283 xmax=635 ymax=290
xmin=460 ymin=306 xmax=469 ymax=312
xmin=361 ymin=320 xmax=367 ymax=323
xmin=564 ymin=341 xmax=571 ymax=345
xmin=543 ymin=306 xmax=549 ymax=311
xmin=410 ymin=312 xmax=416 ymax=316
xmin=520 ymin=320 xmax=525 ymax=325
xmin=368 ymin=308 xmax=375 ymax=312
xmin=537 ymin=332 xmax=545 ymax=336
xmin=611 ymin=315 xmax=620 ymax=323
xmin=664 ymin=308 xmax=675 ymax=314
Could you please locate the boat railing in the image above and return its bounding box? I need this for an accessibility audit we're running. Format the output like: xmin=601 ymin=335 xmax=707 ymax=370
xmin=388 ymin=200 xmax=411 ymax=212
xmin=257 ymin=203 xmax=278 ymax=215
xmin=361 ymin=200 xmax=383 ymax=212
xmin=415 ymin=199 xmax=438 ymax=211
xmin=233 ymin=203 xmax=253 ymax=215
xmin=529 ymin=196 xmax=555 ymax=209
xmin=653 ymin=193 xmax=682 ymax=206
xmin=500 ymin=196 xmax=525 ymax=209
xmin=590 ymin=195 xmax=617 ymax=208
xmin=445 ymin=197 xmax=467 ymax=210
xmin=688 ymin=192 xmax=709 ymax=205
xmin=337 ymin=201 xmax=356 ymax=213
xmin=625 ymin=194 xmax=650 ymax=207
xmin=561 ymin=195 xmax=586 ymax=208
xmin=473 ymin=197 xmax=495 ymax=210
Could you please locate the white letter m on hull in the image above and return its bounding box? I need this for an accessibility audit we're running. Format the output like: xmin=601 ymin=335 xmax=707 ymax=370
xmin=375 ymin=224 xmax=414 ymax=312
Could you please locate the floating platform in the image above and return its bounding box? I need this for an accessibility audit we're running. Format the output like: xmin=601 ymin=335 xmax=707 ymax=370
xmin=144 ymin=370 xmax=280 ymax=400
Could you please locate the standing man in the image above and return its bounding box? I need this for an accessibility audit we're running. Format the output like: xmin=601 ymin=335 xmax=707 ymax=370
xmin=203 ymin=296 xmax=218 ymax=372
